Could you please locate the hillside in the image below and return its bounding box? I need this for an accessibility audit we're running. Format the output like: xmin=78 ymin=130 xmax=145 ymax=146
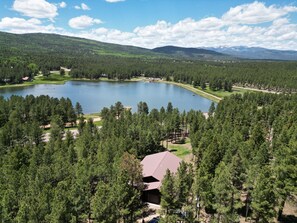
xmin=152 ymin=45 xmax=231 ymax=60
xmin=1 ymin=32 xmax=297 ymax=62
xmin=0 ymin=31 xmax=158 ymax=59
xmin=0 ymin=32 xmax=232 ymax=61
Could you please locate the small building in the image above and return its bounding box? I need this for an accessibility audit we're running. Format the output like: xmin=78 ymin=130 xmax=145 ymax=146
xmin=22 ymin=76 xmax=29 ymax=81
xmin=141 ymin=151 xmax=181 ymax=204
xmin=60 ymin=67 xmax=71 ymax=72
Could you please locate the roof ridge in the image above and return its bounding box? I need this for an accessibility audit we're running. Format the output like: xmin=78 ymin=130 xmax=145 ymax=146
xmin=152 ymin=151 xmax=170 ymax=181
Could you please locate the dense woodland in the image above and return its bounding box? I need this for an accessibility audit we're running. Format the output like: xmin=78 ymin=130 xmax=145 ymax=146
xmin=1 ymin=55 xmax=297 ymax=92
xmin=161 ymin=93 xmax=297 ymax=223
xmin=0 ymin=93 xmax=296 ymax=223
xmin=69 ymin=57 xmax=297 ymax=92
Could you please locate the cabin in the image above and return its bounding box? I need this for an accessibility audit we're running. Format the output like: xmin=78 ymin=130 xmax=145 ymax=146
xmin=141 ymin=151 xmax=181 ymax=204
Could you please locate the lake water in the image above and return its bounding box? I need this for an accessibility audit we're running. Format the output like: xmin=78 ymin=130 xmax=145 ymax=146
xmin=0 ymin=81 xmax=213 ymax=114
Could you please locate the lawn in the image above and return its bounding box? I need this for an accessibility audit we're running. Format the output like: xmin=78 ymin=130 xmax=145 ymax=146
xmin=160 ymin=80 xmax=259 ymax=103
xmin=32 ymin=73 xmax=71 ymax=84
xmin=203 ymin=86 xmax=251 ymax=98
xmin=84 ymin=113 xmax=101 ymax=119
xmin=94 ymin=120 xmax=103 ymax=126
xmin=168 ymin=143 xmax=192 ymax=159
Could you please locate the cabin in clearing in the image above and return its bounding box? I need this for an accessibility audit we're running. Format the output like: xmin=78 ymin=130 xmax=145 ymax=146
xmin=141 ymin=151 xmax=181 ymax=204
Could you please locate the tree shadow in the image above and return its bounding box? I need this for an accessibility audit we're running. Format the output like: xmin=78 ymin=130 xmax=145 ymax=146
xmin=279 ymin=215 xmax=297 ymax=223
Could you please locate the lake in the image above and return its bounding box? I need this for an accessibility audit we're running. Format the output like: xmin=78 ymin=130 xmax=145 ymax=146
xmin=0 ymin=81 xmax=213 ymax=114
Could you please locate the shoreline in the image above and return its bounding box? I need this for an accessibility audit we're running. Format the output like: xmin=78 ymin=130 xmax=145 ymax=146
xmin=0 ymin=76 xmax=145 ymax=89
xmin=0 ymin=76 xmax=239 ymax=103
xmin=159 ymin=80 xmax=222 ymax=103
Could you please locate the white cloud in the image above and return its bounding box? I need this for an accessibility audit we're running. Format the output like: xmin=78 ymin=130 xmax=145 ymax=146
xmin=79 ymin=27 xmax=135 ymax=42
xmin=59 ymin=2 xmax=67 ymax=8
xmin=69 ymin=15 xmax=102 ymax=29
xmin=75 ymin=1 xmax=297 ymax=50
xmin=222 ymin=1 xmax=297 ymax=24
xmin=105 ymin=0 xmax=125 ymax=3
xmin=75 ymin=3 xmax=90 ymax=10
xmin=272 ymin=18 xmax=289 ymax=27
xmin=81 ymin=3 xmax=90 ymax=10
xmin=12 ymin=0 xmax=58 ymax=20
xmin=0 ymin=17 xmax=60 ymax=33
xmin=2 ymin=1 xmax=297 ymax=50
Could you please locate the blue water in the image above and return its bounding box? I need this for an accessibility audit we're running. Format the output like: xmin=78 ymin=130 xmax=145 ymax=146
xmin=0 ymin=81 xmax=213 ymax=113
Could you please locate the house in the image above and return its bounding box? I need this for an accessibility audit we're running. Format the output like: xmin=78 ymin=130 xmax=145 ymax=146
xmin=141 ymin=151 xmax=181 ymax=204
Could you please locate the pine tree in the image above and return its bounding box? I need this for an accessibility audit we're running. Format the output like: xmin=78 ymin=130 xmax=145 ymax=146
xmin=251 ymin=167 xmax=276 ymax=223
xmin=118 ymin=152 xmax=144 ymax=221
xmin=274 ymin=140 xmax=297 ymax=220
xmin=208 ymin=102 xmax=216 ymax=116
xmin=92 ymin=183 xmax=116 ymax=223
xmin=48 ymin=181 xmax=74 ymax=223
xmin=75 ymin=102 xmax=83 ymax=117
xmin=166 ymin=102 xmax=173 ymax=113
xmin=160 ymin=169 xmax=176 ymax=217
xmin=176 ymin=161 xmax=193 ymax=209
xmin=212 ymin=162 xmax=239 ymax=223
xmin=49 ymin=115 xmax=64 ymax=142
xmin=137 ymin=101 xmax=149 ymax=115
xmin=16 ymin=198 xmax=30 ymax=223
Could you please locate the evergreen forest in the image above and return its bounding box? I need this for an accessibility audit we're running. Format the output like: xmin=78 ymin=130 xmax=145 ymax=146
xmin=0 ymin=92 xmax=296 ymax=223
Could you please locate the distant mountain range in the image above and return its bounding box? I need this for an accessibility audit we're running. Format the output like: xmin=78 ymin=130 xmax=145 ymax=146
xmin=0 ymin=31 xmax=296 ymax=61
xmin=152 ymin=45 xmax=297 ymax=61
xmin=205 ymin=46 xmax=297 ymax=61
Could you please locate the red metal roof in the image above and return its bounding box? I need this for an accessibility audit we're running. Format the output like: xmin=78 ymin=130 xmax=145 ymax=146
xmin=141 ymin=151 xmax=181 ymax=182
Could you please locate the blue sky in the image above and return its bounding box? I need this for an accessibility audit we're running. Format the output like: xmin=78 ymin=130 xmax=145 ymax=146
xmin=0 ymin=0 xmax=297 ymax=49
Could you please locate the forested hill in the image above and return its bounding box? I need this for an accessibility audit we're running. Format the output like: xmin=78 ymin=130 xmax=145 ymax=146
xmin=0 ymin=31 xmax=231 ymax=60
xmin=1 ymin=31 xmax=297 ymax=61
xmin=0 ymin=31 xmax=158 ymax=58
xmin=152 ymin=46 xmax=231 ymax=60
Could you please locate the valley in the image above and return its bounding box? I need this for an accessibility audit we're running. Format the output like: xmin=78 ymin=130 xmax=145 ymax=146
xmin=0 ymin=24 xmax=296 ymax=223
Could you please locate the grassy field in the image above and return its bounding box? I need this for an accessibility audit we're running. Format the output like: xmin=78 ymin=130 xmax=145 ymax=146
xmin=32 ymin=73 xmax=72 ymax=84
xmin=169 ymin=144 xmax=191 ymax=159
xmin=85 ymin=113 xmax=100 ymax=118
xmin=160 ymin=80 xmax=256 ymax=103
xmin=85 ymin=113 xmax=103 ymax=126
xmin=167 ymin=138 xmax=192 ymax=160
xmin=0 ymin=73 xmax=71 ymax=89
xmin=203 ymin=86 xmax=252 ymax=98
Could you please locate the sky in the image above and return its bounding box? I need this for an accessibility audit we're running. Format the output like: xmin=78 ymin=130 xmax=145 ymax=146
xmin=0 ymin=0 xmax=297 ymax=50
